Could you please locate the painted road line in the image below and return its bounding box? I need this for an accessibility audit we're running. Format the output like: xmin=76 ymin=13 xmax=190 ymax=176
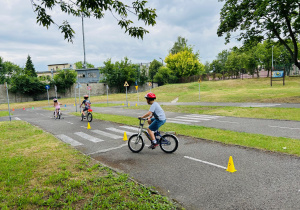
xmin=216 ymin=120 xmax=239 ymax=124
xmin=167 ymin=120 xmax=191 ymax=125
xmin=184 ymin=156 xmax=227 ymax=170
xmin=105 ymin=127 xmax=135 ymax=136
xmin=119 ymin=126 xmax=139 ymax=131
xmin=67 ymin=122 xmax=74 ymax=125
xmin=15 ymin=117 xmax=21 ymax=121
xmin=187 ymin=114 xmax=224 ymax=118
xmin=91 ymin=130 xmax=123 ymax=139
xmin=176 ymin=116 xmax=211 ymax=121
xmin=88 ymin=143 xmax=128 ymax=155
xmin=268 ymin=125 xmax=300 ymax=130
xmin=74 ymin=132 xmax=104 ymax=143
xmin=168 ymin=118 xmax=199 ymax=123
xmin=56 ymin=134 xmax=83 ymax=146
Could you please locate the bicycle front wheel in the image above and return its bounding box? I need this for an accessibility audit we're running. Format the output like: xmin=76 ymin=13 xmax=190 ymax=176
xmin=128 ymin=134 xmax=144 ymax=153
xmin=159 ymin=134 xmax=178 ymax=153
xmin=87 ymin=113 xmax=93 ymax=122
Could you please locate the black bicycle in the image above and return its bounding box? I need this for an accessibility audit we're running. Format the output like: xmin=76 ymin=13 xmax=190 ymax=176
xmin=81 ymin=109 xmax=93 ymax=122
xmin=128 ymin=118 xmax=178 ymax=153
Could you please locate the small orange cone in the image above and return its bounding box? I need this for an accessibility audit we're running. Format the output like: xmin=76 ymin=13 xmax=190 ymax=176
xmin=12 ymin=108 xmax=15 ymax=111
xmin=123 ymin=132 xmax=128 ymax=141
xmin=87 ymin=122 xmax=91 ymax=129
xmin=23 ymin=108 xmax=25 ymax=110
xmin=226 ymin=156 xmax=237 ymax=173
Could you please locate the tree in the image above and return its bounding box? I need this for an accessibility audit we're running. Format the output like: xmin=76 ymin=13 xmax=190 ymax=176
xmin=100 ymin=57 xmax=147 ymax=92
xmin=10 ymin=75 xmax=46 ymax=97
xmin=148 ymin=59 xmax=162 ymax=83
xmin=74 ymin=61 xmax=95 ymax=69
xmin=24 ymin=55 xmax=37 ymax=77
xmin=0 ymin=58 xmax=23 ymax=84
xmin=53 ymin=69 xmax=77 ymax=93
xmin=154 ymin=66 xmax=177 ymax=85
xmin=169 ymin=36 xmax=189 ymax=54
xmin=165 ymin=50 xmax=204 ymax=79
xmin=30 ymin=0 xmax=157 ymax=42
xmin=217 ymin=0 xmax=300 ymax=69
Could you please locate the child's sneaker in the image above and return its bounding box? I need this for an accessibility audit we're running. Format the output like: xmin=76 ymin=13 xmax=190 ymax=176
xmin=148 ymin=143 xmax=158 ymax=149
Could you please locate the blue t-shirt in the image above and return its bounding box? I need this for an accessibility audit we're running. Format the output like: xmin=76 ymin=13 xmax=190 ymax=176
xmin=149 ymin=102 xmax=166 ymax=121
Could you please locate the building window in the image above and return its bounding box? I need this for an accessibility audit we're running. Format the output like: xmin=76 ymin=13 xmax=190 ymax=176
xmin=78 ymin=73 xmax=86 ymax=78
xmin=88 ymin=72 xmax=97 ymax=78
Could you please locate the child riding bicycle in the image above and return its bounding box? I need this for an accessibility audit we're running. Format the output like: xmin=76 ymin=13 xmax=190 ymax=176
xmin=80 ymin=95 xmax=91 ymax=117
xmin=139 ymin=93 xmax=166 ymax=149
xmin=53 ymin=98 xmax=62 ymax=118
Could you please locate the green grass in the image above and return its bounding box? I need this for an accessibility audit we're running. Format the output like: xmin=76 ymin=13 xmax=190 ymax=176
xmin=1 ymin=77 xmax=300 ymax=111
xmin=93 ymin=103 xmax=123 ymax=107
xmin=0 ymin=111 xmax=10 ymax=117
xmin=0 ymin=121 xmax=180 ymax=209
xmin=126 ymin=105 xmax=300 ymax=121
xmin=71 ymin=112 xmax=300 ymax=157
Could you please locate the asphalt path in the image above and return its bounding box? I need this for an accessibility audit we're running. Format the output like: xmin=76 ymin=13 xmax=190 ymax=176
xmin=2 ymin=108 xmax=300 ymax=209
xmin=65 ymin=105 xmax=300 ymax=140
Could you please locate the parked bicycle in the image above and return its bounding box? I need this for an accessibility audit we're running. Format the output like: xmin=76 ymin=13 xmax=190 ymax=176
xmin=81 ymin=109 xmax=93 ymax=122
xmin=128 ymin=118 xmax=178 ymax=153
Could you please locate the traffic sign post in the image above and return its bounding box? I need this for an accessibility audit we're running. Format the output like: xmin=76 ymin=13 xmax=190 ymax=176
xmin=45 ymin=85 xmax=50 ymax=107
xmin=198 ymin=78 xmax=201 ymax=101
xmin=135 ymin=85 xmax=139 ymax=106
xmin=5 ymin=82 xmax=11 ymax=122
xmin=124 ymin=81 xmax=129 ymax=107
xmin=148 ymin=82 xmax=152 ymax=92
xmin=54 ymin=85 xmax=58 ymax=98
xmin=106 ymin=85 xmax=109 ymax=106
xmin=87 ymin=85 xmax=91 ymax=97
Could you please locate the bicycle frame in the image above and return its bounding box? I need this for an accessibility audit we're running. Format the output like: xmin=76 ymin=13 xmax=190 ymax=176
xmin=137 ymin=118 xmax=163 ymax=142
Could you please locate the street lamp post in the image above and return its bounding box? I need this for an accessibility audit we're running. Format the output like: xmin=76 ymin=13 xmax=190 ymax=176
xmin=159 ymin=57 xmax=163 ymax=65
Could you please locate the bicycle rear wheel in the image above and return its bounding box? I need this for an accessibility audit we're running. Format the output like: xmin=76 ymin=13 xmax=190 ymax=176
xmin=159 ymin=134 xmax=178 ymax=153
xmin=87 ymin=113 xmax=92 ymax=122
xmin=128 ymin=134 xmax=144 ymax=153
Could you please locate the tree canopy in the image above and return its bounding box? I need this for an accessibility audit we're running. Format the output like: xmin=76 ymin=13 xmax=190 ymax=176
xmin=30 ymin=0 xmax=157 ymax=42
xmin=217 ymin=0 xmax=300 ymax=69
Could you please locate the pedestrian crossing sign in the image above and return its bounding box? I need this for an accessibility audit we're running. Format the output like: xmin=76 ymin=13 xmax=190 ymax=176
xmin=124 ymin=81 xmax=129 ymax=87
xmin=198 ymin=78 xmax=201 ymax=83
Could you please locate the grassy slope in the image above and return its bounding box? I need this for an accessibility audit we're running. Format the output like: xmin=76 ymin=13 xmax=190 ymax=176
xmin=0 ymin=121 xmax=180 ymax=209
xmin=1 ymin=77 xmax=299 ymax=111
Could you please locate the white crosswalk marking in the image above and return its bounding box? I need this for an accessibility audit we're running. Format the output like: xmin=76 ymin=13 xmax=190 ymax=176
xmin=74 ymin=132 xmax=104 ymax=143
xmin=167 ymin=114 xmax=224 ymax=124
xmin=167 ymin=120 xmax=191 ymax=125
xmin=91 ymin=130 xmax=123 ymax=139
xmin=56 ymin=134 xmax=83 ymax=146
xmin=106 ymin=127 xmax=135 ymax=136
xmin=119 ymin=126 xmax=139 ymax=131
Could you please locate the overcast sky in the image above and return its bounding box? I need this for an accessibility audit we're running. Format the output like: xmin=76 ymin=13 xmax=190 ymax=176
xmin=0 ymin=0 xmax=240 ymax=71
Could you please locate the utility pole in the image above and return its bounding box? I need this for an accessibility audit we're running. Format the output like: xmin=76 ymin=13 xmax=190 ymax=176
xmin=82 ymin=14 xmax=86 ymax=69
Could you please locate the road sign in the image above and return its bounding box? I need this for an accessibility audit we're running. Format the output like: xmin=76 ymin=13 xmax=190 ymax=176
xmin=87 ymin=86 xmax=91 ymax=90
xmin=148 ymin=82 xmax=152 ymax=86
xmin=135 ymin=86 xmax=138 ymax=90
xmin=45 ymin=85 xmax=50 ymax=90
xmin=76 ymin=84 xmax=82 ymax=89
xmin=198 ymin=78 xmax=201 ymax=83
xmin=124 ymin=81 xmax=129 ymax=87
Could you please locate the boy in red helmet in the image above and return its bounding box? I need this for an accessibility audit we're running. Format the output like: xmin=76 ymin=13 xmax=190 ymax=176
xmin=139 ymin=92 xmax=166 ymax=149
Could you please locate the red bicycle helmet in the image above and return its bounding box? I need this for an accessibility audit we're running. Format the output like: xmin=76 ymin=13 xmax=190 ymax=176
xmin=84 ymin=94 xmax=89 ymax=99
xmin=145 ymin=92 xmax=156 ymax=99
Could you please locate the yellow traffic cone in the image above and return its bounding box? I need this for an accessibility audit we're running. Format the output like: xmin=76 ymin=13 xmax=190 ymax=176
xmin=123 ymin=132 xmax=128 ymax=141
xmin=135 ymin=103 xmax=137 ymax=106
xmin=87 ymin=122 xmax=91 ymax=129
xmin=122 ymin=103 xmax=124 ymax=106
xmin=74 ymin=104 xmax=75 ymax=106
xmin=226 ymin=156 xmax=237 ymax=173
